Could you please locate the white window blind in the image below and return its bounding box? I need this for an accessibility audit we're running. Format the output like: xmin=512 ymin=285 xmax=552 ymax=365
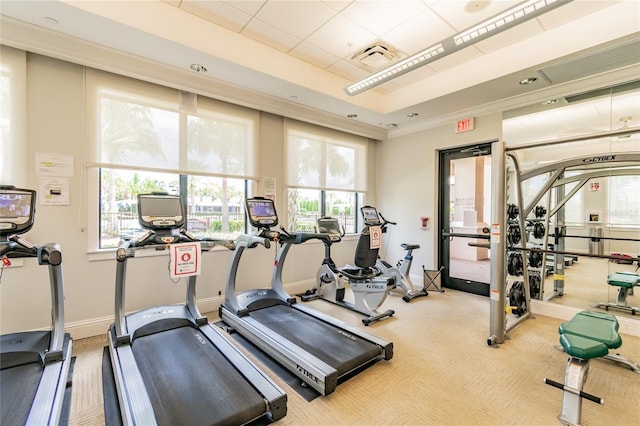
xmin=0 ymin=46 xmax=27 ymax=185
xmin=85 ymin=68 xmax=259 ymax=180
xmin=285 ymin=119 xmax=367 ymax=192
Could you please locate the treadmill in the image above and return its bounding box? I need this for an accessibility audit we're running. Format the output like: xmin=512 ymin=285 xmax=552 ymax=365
xmin=220 ymin=197 xmax=393 ymax=396
xmin=0 ymin=185 xmax=73 ymax=426
xmin=106 ymin=193 xmax=286 ymax=425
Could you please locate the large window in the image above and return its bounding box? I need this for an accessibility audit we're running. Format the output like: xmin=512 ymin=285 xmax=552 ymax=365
xmin=285 ymin=119 xmax=367 ymax=233
xmin=87 ymin=69 xmax=258 ymax=248
xmin=0 ymin=46 xmax=26 ymax=186
xmin=609 ymin=175 xmax=640 ymax=226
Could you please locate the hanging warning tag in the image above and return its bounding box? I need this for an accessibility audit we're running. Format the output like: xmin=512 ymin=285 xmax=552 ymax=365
xmin=491 ymin=224 xmax=500 ymax=244
xmin=369 ymin=225 xmax=382 ymax=249
xmin=169 ymin=242 xmax=201 ymax=280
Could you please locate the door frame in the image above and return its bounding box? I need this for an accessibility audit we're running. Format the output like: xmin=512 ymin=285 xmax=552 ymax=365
xmin=438 ymin=141 xmax=495 ymax=296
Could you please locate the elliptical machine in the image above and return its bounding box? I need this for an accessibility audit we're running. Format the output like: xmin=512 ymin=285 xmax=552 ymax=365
xmin=301 ymin=216 xmax=396 ymax=325
xmin=361 ymin=206 xmax=429 ymax=302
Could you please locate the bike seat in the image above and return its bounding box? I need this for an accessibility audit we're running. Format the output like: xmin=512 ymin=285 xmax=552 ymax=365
xmin=401 ymin=243 xmax=420 ymax=250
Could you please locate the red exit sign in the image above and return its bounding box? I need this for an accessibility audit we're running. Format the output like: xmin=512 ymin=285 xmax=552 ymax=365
xmin=456 ymin=118 xmax=474 ymax=133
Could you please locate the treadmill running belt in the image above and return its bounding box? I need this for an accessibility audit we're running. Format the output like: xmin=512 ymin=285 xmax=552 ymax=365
xmin=133 ymin=326 xmax=267 ymax=426
xmin=249 ymin=305 xmax=382 ymax=376
xmin=1 ymin=362 xmax=42 ymax=425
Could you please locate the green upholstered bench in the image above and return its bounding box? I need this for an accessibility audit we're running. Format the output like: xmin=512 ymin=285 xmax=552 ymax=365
xmin=595 ymin=271 xmax=640 ymax=315
xmin=559 ymin=310 xmax=621 ymax=358
xmin=546 ymin=310 xmax=638 ymax=426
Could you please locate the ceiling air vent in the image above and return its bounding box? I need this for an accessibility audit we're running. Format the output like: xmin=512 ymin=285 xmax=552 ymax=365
xmin=350 ymin=41 xmax=400 ymax=71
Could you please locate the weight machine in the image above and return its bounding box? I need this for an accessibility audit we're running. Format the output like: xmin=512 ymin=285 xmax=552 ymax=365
xmin=487 ymin=125 xmax=640 ymax=346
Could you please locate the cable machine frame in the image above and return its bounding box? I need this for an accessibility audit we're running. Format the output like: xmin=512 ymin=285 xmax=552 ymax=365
xmin=488 ymin=126 xmax=640 ymax=346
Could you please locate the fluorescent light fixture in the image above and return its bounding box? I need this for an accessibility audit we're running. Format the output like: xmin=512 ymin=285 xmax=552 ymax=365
xmin=345 ymin=44 xmax=444 ymax=95
xmin=344 ymin=0 xmax=572 ymax=96
xmin=454 ymin=0 xmax=565 ymax=47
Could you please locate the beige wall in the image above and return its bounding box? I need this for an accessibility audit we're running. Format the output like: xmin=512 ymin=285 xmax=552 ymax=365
xmin=0 ymin=52 xmax=358 ymax=337
xmin=376 ymin=114 xmax=502 ymax=273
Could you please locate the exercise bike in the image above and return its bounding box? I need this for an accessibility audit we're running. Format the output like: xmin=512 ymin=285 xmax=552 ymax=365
xmin=361 ymin=206 xmax=429 ymax=302
xmin=300 ymin=216 xmax=396 ymax=325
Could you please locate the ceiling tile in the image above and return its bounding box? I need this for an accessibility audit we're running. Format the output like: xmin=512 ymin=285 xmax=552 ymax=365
xmin=305 ymin=13 xmax=376 ymax=59
xmin=341 ymin=0 xmax=427 ymax=37
xmin=536 ymin=1 xmax=613 ymax=30
xmin=180 ymin=0 xmax=252 ymax=32
xmin=290 ymin=41 xmax=341 ymax=69
xmin=382 ymin=8 xmax=456 ymax=57
xmin=429 ymin=0 xmax=522 ymax=32
xmin=221 ymin=0 xmax=267 ymax=16
xmin=327 ymin=59 xmax=370 ymax=81
xmin=242 ymin=18 xmax=300 ymax=52
xmin=254 ymin=0 xmax=337 ymax=39
xmin=321 ymin=1 xmax=352 ymax=13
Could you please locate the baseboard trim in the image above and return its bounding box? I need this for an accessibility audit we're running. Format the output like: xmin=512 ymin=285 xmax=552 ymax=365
xmin=65 ymin=279 xmax=316 ymax=340
xmin=65 ymin=280 xmax=639 ymax=340
xmin=531 ymin=300 xmax=640 ymax=337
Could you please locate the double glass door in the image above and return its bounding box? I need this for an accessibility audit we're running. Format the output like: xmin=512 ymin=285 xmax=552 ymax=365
xmin=438 ymin=143 xmax=493 ymax=296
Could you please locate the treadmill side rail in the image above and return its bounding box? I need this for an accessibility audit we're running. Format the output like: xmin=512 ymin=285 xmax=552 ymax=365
xmin=220 ymin=306 xmax=339 ymax=395
xmin=108 ymin=328 xmax=158 ymax=426
xmin=200 ymin=324 xmax=287 ymax=421
xmin=25 ymin=336 xmax=73 ymax=426
xmin=293 ymin=303 xmax=393 ymax=360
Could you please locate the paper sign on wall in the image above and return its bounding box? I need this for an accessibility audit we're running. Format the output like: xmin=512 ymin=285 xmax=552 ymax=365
xmin=169 ymin=242 xmax=201 ymax=279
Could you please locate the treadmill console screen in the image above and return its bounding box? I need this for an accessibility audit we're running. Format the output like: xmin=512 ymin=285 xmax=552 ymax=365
xmin=361 ymin=206 xmax=380 ymax=226
xmin=137 ymin=193 xmax=184 ymax=230
xmin=0 ymin=187 xmax=36 ymax=235
xmin=246 ymin=197 xmax=278 ymax=227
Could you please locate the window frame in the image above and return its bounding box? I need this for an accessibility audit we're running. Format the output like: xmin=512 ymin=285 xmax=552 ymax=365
xmin=86 ymin=69 xmax=258 ymax=253
xmin=284 ymin=119 xmax=368 ymax=234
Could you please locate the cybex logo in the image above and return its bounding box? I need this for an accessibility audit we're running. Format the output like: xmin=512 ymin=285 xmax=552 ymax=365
xmin=366 ymin=283 xmax=385 ymax=290
xmin=583 ymin=155 xmax=616 ymax=163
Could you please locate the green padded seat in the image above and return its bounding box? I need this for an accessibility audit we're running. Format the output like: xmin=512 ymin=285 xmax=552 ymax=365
xmin=559 ymin=311 xmax=622 ymax=359
xmin=559 ymin=334 xmax=609 ymax=359
xmin=607 ymin=271 xmax=640 ymax=288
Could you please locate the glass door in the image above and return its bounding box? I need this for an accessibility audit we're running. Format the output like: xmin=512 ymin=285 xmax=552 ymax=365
xmin=438 ymin=142 xmax=493 ymax=296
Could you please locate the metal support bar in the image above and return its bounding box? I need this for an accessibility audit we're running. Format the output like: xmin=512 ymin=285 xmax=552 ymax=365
xmin=544 ymin=378 xmax=604 ymax=405
xmin=488 ymin=140 xmax=506 ymax=346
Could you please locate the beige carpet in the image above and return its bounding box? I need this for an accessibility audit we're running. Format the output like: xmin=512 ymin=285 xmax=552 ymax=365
xmin=68 ymin=288 xmax=640 ymax=426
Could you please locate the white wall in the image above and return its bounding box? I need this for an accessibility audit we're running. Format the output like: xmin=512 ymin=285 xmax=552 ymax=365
xmin=0 ymin=52 xmax=358 ymax=338
xmin=376 ymin=114 xmax=502 ymax=275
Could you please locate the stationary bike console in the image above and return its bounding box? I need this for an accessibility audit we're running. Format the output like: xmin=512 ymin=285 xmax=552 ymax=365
xmin=317 ymin=217 xmax=343 ymax=243
xmin=246 ymin=197 xmax=278 ymax=228
xmin=361 ymin=206 xmax=381 ymax=226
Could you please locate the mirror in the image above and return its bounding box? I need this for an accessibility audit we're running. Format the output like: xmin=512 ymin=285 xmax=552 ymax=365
xmin=503 ymin=82 xmax=640 ymax=320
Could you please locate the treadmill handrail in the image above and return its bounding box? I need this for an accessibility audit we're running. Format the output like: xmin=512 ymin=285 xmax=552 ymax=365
xmin=113 ymin=231 xmax=235 ymax=339
xmin=1 ymin=239 xmax=67 ymax=359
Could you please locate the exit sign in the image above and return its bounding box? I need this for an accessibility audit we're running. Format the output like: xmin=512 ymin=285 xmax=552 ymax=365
xmin=456 ymin=118 xmax=475 ymax=133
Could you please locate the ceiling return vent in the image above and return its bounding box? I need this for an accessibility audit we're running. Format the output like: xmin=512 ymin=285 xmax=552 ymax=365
xmin=350 ymin=41 xmax=400 ymax=71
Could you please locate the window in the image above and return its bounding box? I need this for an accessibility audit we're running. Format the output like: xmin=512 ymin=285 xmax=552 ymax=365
xmin=285 ymin=119 xmax=367 ymax=233
xmin=87 ymin=69 xmax=258 ymax=249
xmin=0 ymin=46 xmax=27 ymax=186
xmin=608 ymin=175 xmax=640 ymax=226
